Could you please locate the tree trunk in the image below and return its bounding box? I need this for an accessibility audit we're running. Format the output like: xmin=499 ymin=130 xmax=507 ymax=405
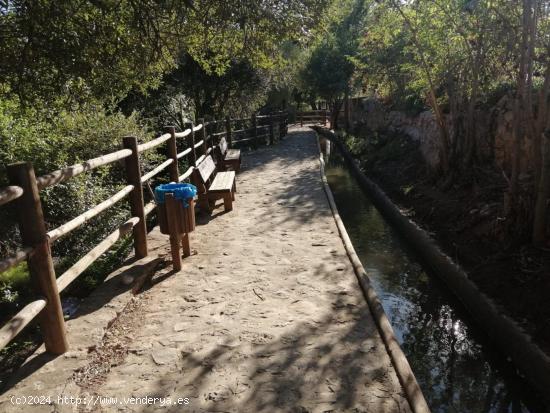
xmin=533 ymin=62 xmax=550 ymax=188
xmin=464 ymin=52 xmax=481 ymax=168
xmin=510 ymin=0 xmax=532 ymax=205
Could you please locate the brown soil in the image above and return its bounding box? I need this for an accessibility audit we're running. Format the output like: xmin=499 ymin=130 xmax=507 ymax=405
xmin=346 ymin=131 xmax=550 ymax=355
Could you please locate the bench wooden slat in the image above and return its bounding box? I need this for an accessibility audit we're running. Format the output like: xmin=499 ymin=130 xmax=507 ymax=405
xmin=209 ymin=171 xmax=235 ymax=193
xmin=225 ymin=149 xmax=240 ymax=161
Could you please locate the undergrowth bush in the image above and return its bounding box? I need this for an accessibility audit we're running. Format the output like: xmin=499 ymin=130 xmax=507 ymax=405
xmin=0 ymin=97 xmax=159 ymax=304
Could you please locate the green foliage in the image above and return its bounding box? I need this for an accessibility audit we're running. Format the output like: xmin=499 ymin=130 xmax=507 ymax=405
xmin=356 ymin=0 xmax=523 ymax=111
xmin=0 ymin=0 xmax=329 ymax=107
xmin=0 ymin=96 xmax=158 ymax=266
xmin=299 ymin=0 xmax=365 ymax=104
xmin=121 ymin=54 xmax=273 ymax=126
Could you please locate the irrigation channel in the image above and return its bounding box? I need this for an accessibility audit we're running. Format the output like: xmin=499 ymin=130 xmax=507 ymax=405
xmin=321 ymin=138 xmax=546 ymax=413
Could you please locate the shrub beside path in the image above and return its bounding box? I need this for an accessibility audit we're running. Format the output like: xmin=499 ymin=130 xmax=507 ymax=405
xmin=1 ymin=127 xmax=411 ymax=412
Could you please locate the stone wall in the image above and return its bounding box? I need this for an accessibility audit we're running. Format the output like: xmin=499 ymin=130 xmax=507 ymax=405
xmin=348 ymin=97 xmax=532 ymax=175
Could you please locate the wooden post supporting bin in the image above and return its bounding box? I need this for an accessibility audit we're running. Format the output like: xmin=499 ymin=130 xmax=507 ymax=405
xmin=7 ymin=162 xmax=68 ymax=354
xmin=157 ymin=194 xmax=195 ymax=271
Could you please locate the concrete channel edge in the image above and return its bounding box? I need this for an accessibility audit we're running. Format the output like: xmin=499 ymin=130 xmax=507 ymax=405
xmin=313 ymin=126 xmax=550 ymax=409
xmin=314 ymin=132 xmax=432 ymax=413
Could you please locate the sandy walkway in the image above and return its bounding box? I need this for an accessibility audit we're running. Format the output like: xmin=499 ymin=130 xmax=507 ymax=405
xmin=1 ymin=127 xmax=411 ymax=412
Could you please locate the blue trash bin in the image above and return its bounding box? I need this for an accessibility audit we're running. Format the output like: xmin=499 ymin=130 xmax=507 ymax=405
xmin=154 ymin=183 xmax=197 ymax=234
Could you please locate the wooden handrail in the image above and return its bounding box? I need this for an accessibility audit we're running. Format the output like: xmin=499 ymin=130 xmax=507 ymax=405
xmin=0 ymin=185 xmax=24 ymax=206
xmin=47 ymin=185 xmax=135 ymax=243
xmin=177 ymin=147 xmax=192 ymax=159
xmin=0 ymin=299 xmax=47 ymax=351
xmin=144 ymin=201 xmax=156 ymax=217
xmin=36 ymin=149 xmax=132 ymax=190
xmin=179 ymin=166 xmax=194 ymax=182
xmin=141 ymin=159 xmax=174 ymax=183
xmin=137 ymin=133 xmax=171 ymax=153
xmin=56 ymin=217 xmax=140 ymax=293
xmin=175 ymin=129 xmax=191 ymax=138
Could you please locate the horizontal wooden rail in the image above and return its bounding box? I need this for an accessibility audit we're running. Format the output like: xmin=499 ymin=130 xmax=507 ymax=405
xmin=0 ymin=186 xmax=24 ymax=206
xmin=193 ymin=124 xmax=203 ymax=132
xmin=193 ymin=139 xmax=204 ymax=149
xmin=56 ymin=217 xmax=139 ymax=293
xmin=0 ymin=247 xmax=33 ymax=273
xmin=297 ymin=110 xmax=327 ymax=114
xmin=177 ymin=148 xmax=192 ymax=160
xmin=233 ymin=127 xmax=255 ymax=135
xmin=141 ymin=159 xmax=174 ymax=183
xmin=36 ymin=149 xmax=132 ymax=190
xmin=144 ymin=201 xmax=156 ymax=217
xmin=174 ymin=129 xmax=191 ymax=138
xmin=137 ymin=133 xmax=171 ymax=153
xmin=179 ymin=166 xmax=194 ymax=182
xmin=47 ymin=185 xmax=135 ymax=243
xmin=0 ymin=299 xmax=47 ymax=350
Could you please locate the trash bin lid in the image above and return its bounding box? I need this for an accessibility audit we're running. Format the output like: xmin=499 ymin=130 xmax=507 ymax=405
xmin=155 ymin=183 xmax=197 ymax=207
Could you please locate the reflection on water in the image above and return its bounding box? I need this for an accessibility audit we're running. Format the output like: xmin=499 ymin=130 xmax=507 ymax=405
xmin=323 ymin=142 xmax=545 ymax=413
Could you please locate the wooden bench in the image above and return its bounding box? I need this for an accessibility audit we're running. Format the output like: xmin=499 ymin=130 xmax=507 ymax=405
xmin=215 ymin=136 xmax=241 ymax=172
xmin=192 ymin=155 xmax=236 ymax=212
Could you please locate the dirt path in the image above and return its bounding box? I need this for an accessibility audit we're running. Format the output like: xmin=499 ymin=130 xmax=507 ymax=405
xmin=1 ymin=127 xmax=411 ymax=412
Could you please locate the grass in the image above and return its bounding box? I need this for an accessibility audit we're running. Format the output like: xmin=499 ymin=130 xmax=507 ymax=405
xmin=0 ymin=262 xmax=30 ymax=304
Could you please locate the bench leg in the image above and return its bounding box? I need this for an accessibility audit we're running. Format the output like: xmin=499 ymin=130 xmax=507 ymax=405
xmin=198 ymin=193 xmax=212 ymax=213
xmin=181 ymin=233 xmax=191 ymax=257
xmin=223 ymin=192 xmax=233 ymax=212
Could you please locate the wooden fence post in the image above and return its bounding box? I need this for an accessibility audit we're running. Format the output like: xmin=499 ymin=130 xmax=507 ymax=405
xmin=280 ymin=114 xmax=284 ymax=139
xmin=164 ymin=126 xmax=179 ymax=183
xmin=187 ymin=122 xmax=197 ymax=166
xmin=198 ymin=118 xmax=208 ymax=155
xmin=7 ymin=162 xmax=68 ymax=354
xmin=225 ymin=117 xmax=232 ymax=148
xmin=284 ymin=112 xmax=288 ymax=136
xmin=122 ymin=137 xmax=148 ymax=259
xmin=269 ymin=115 xmax=275 ymax=145
xmin=300 ymin=113 xmax=303 ymax=127
xmin=252 ymin=114 xmax=258 ymax=146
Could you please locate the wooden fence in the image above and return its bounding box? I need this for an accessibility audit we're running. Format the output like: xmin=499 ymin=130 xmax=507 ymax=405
xmin=297 ymin=110 xmax=329 ymax=127
xmin=0 ymin=111 xmax=288 ymax=355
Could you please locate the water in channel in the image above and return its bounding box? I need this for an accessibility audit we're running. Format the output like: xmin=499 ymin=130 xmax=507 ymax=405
xmin=322 ymin=140 xmax=546 ymax=413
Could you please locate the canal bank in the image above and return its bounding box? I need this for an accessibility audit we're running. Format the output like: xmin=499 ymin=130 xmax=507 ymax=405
xmin=314 ymin=126 xmax=549 ymax=412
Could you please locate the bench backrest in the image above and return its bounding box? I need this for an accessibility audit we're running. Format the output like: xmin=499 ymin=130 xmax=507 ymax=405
xmin=196 ymin=155 xmax=216 ymax=185
xmin=218 ymin=137 xmax=228 ymax=156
